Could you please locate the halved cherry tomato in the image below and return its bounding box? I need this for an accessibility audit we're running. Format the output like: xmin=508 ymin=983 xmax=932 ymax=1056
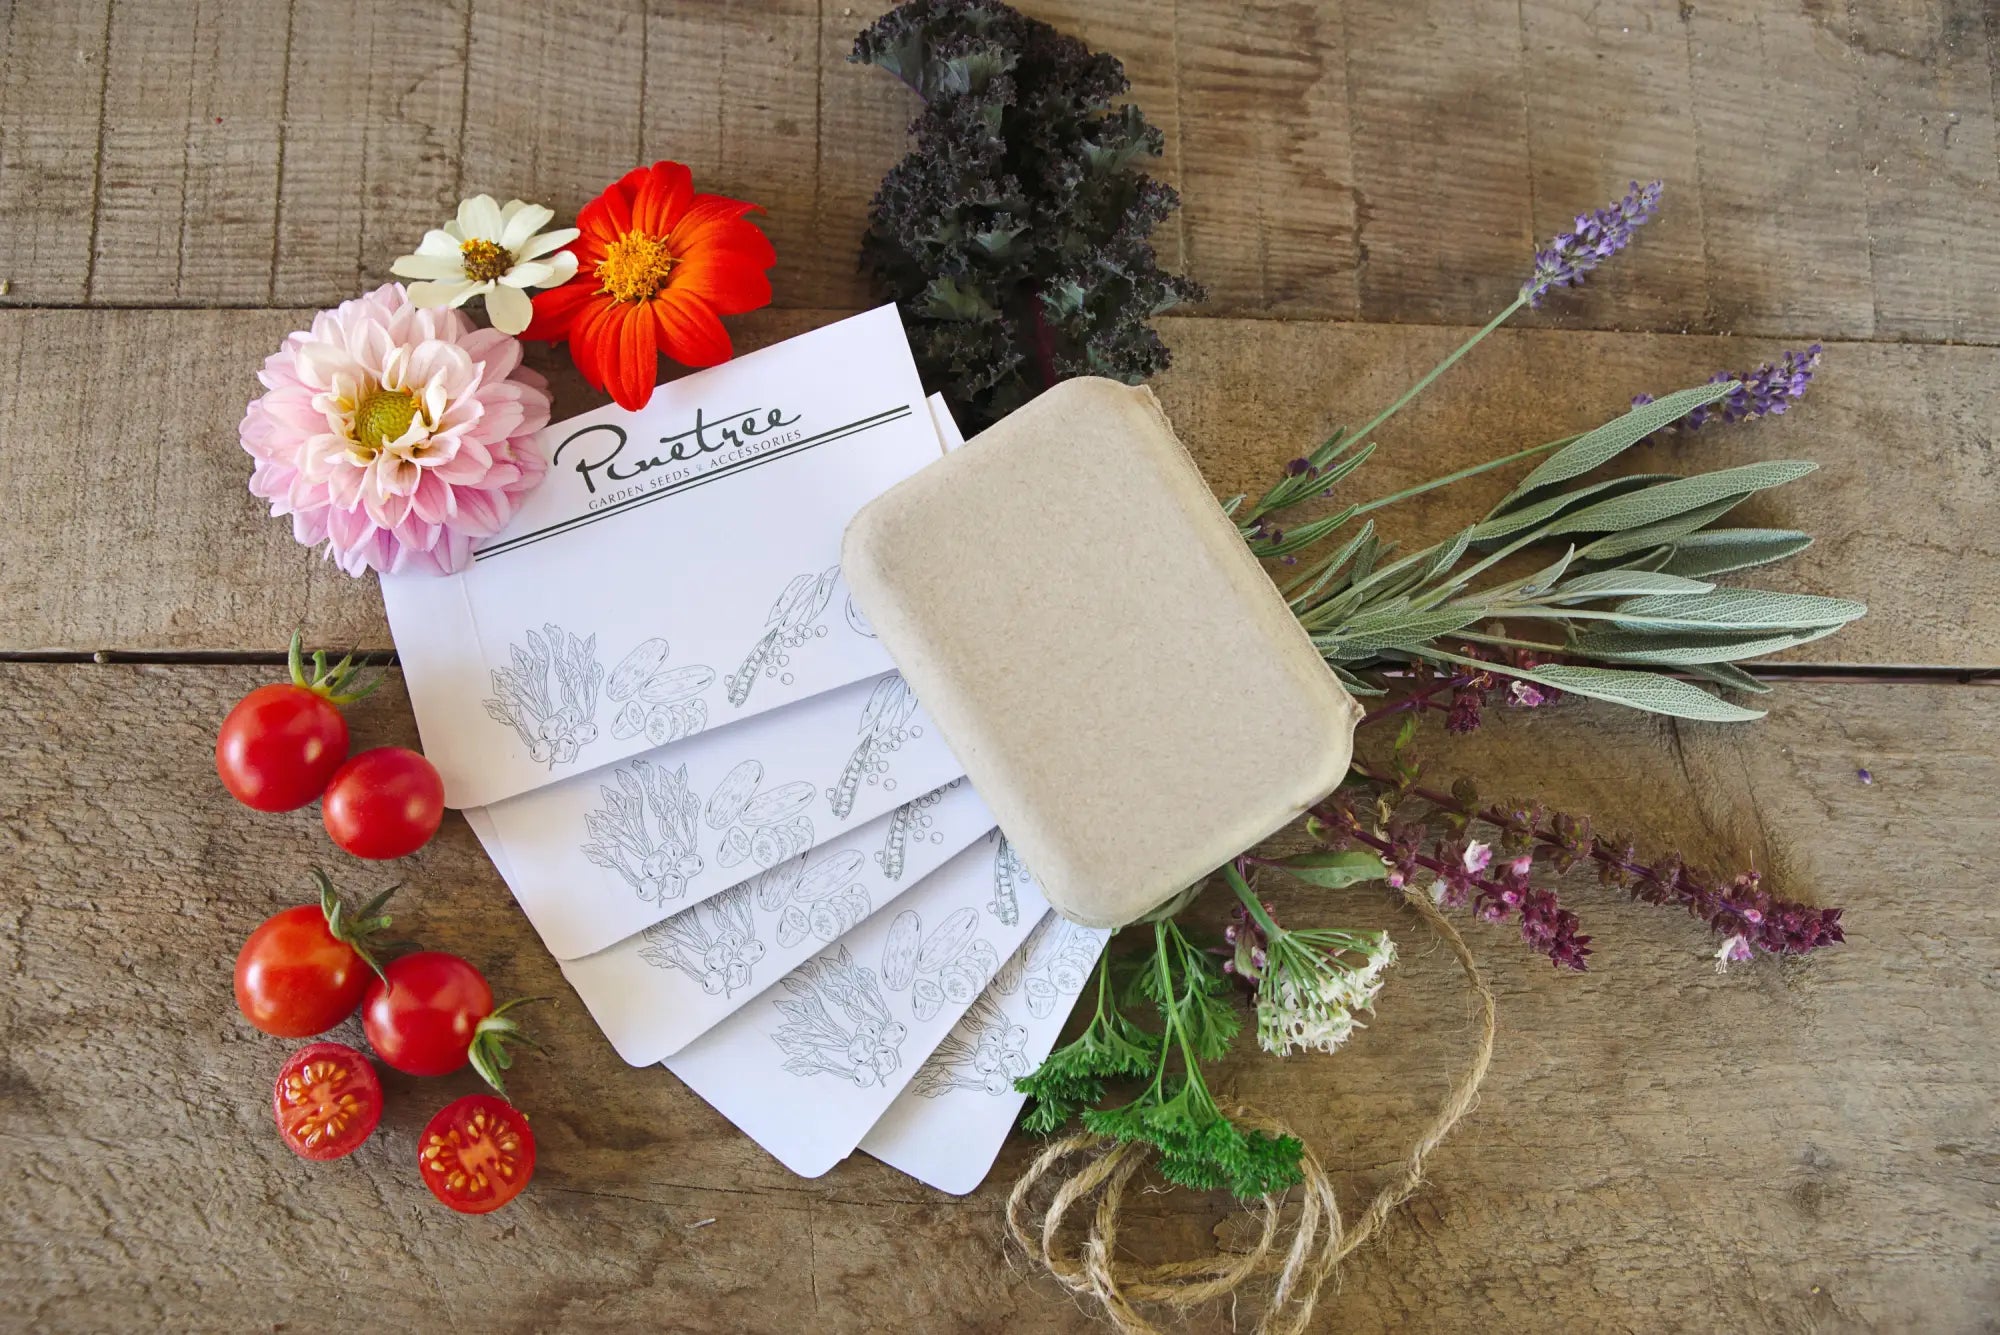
xmin=273 ymin=1042 xmax=383 ymax=1160
xmin=418 ymin=1094 xmax=536 ymax=1214
xmin=216 ymin=635 xmax=374 ymax=812
xmin=361 ymin=951 xmax=542 ymax=1092
xmin=235 ymin=869 xmax=394 ymax=1038
xmin=322 ymin=746 xmax=445 ymax=860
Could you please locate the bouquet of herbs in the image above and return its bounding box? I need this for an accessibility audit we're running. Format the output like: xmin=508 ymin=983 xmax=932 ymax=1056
xmin=858 ymin=6 xmax=1853 ymax=1202
xmin=1003 ymin=175 xmax=1852 ymax=1198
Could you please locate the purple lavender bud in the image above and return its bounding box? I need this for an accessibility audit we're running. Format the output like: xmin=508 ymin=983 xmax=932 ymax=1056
xmin=1522 ymin=180 xmax=1663 ymax=307
xmin=1632 ymin=345 xmax=1824 ymax=439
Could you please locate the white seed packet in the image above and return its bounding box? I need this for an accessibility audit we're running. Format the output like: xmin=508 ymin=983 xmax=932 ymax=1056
xmin=661 ymin=832 xmax=1050 ymax=1178
xmin=467 ymin=670 xmax=962 ymax=960
xmin=859 ymin=911 xmax=1110 ymax=1193
xmin=383 ymin=305 xmax=942 ymax=809
xmin=558 ymin=781 xmax=996 ymax=1065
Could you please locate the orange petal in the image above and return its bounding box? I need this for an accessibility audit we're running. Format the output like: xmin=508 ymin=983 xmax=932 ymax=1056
xmin=580 ymin=168 xmax=646 ymax=240
xmin=653 ymin=291 xmax=733 ymax=368
xmin=633 ymin=161 xmax=696 ymax=235
xmin=522 ymin=279 xmax=598 ymax=343
xmin=568 ymin=297 xmax=626 ymax=393
xmin=670 ymin=244 xmax=773 ymax=317
xmin=681 ymin=193 xmax=764 ymax=228
xmin=609 ymin=302 xmax=663 ymax=410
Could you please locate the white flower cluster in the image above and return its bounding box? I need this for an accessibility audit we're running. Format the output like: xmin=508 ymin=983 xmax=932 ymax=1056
xmin=1255 ymin=932 xmax=1396 ymax=1058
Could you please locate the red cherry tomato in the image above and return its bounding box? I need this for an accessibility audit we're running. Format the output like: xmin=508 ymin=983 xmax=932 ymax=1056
xmin=217 ymin=682 xmax=349 ymax=812
xmin=216 ymin=635 xmax=373 ymax=812
xmin=273 ymin=1042 xmax=383 ymax=1160
xmin=234 ymin=870 xmax=395 ymax=1038
xmin=322 ymin=747 xmax=445 ymax=860
xmin=362 ymin=951 xmax=493 ymax=1076
xmin=418 ymin=1094 xmax=536 ymax=1214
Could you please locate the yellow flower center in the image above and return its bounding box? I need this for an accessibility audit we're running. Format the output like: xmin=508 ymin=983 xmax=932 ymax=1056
xmin=595 ymin=231 xmax=677 ymax=303
xmin=459 ymin=237 xmax=513 ymax=284
xmin=352 ymin=387 xmax=421 ymax=458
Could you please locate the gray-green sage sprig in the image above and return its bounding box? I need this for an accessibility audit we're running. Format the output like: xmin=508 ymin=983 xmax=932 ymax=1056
xmin=1230 ymin=182 xmax=1859 ymax=722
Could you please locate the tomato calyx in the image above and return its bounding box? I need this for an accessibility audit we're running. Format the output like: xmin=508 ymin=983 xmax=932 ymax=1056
xmin=287 ymin=630 xmax=382 ymax=707
xmin=312 ymin=866 xmax=400 ymax=986
xmin=467 ymin=995 xmax=553 ymax=1098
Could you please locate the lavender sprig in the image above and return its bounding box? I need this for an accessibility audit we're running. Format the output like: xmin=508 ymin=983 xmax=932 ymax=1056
xmin=1523 ymin=180 xmax=1663 ymax=307
xmin=1633 ymin=345 xmax=1824 ymax=434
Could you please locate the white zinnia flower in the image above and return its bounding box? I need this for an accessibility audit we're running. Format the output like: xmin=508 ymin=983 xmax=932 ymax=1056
xmin=391 ymin=195 xmax=579 ymax=335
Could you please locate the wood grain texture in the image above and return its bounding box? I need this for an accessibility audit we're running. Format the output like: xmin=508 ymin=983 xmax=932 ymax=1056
xmin=0 ymin=0 xmax=110 ymax=304
xmin=3 ymin=0 xmax=1996 ymax=342
xmin=2 ymin=665 xmax=1992 ymax=1331
xmin=90 ymin=0 xmax=293 ymax=305
xmin=1 ymin=307 xmax=1991 ymax=668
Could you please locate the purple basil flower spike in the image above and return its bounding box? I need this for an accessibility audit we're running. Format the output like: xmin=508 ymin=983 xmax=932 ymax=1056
xmin=1522 ymin=180 xmax=1664 ymax=307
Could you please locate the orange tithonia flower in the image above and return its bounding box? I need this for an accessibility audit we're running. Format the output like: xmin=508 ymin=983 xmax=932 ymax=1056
xmin=523 ymin=161 xmax=775 ymax=411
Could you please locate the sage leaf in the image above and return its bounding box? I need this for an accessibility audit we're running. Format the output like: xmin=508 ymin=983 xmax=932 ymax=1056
xmin=1492 ymin=381 xmax=1739 ymax=514
xmin=1683 ymin=661 xmax=1774 ymax=694
xmin=1316 ymin=606 xmax=1484 ymax=657
xmin=1547 ymin=460 xmax=1818 ymax=539
xmin=1569 ymin=624 xmax=1844 ymax=665
xmin=1579 ymin=494 xmax=1754 ymax=561
xmin=1612 ymin=589 xmax=1866 ymax=631
xmin=1270 ymin=850 xmax=1389 ymax=889
xmin=1470 ymin=473 xmax=1677 ymax=544
xmin=1425 ymin=656 xmax=1767 ymax=722
xmin=1659 ymin=528 xmax=1814 ymax=579
xmin=1550 ymin=570 xmax=1714 ymax=600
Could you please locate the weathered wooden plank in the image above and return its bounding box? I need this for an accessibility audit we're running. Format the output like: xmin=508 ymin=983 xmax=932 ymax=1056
xmin=1 ymin=666 xmax=1992 ymax=1330
xmin=0 ymin=307 xmax=1989 ymax=667
xmin=1339 ymin=0 xmax=1535 ymax=325
xmin=1846 ymin=0 xmax=2000 ymax=344
xmin=2 ymin=0 xmax=1996 ymax=345
xmin=643 ymin=0 xmax=830 ymax=307
xmin=1168 ymin=0 xmax=1354 ymax=314
xmin=271 ymin=0 xmax=470 ymax=306
xmin=0 ymin=0 xmax=111 ymax=304
xmin=90 ymin=0 xmax=292 ymax=304
xmin=458 ymin=0 xmax=647 ymax=225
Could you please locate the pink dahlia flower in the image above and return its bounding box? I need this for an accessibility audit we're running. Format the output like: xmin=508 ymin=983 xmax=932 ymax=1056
xmin=240 ymin=282 xmax=552 ymax=576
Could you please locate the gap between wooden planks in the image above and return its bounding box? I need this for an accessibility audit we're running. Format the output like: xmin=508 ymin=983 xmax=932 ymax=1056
xmin=0 ymin=664 xmax=1993 ymax=1332
xmin=0 ymin=308 xmax=1994 ymax=668
xmin=2 ymin=0 xmax=1998 ymax=341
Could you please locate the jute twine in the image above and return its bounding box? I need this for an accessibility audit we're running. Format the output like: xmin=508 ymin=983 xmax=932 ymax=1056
xmin=1004 ymin=888 xmax=1497 ymax=1334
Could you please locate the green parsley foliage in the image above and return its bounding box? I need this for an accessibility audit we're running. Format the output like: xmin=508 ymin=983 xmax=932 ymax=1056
xmin=850 ymin=0 xmax=1204 ymax=430
xmin=1017 ymin=920 xmax=1306 ymax=1200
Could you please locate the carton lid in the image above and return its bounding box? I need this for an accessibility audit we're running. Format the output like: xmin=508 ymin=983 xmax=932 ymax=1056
xmin=842 ymin=377 xmax=1360 ymax=928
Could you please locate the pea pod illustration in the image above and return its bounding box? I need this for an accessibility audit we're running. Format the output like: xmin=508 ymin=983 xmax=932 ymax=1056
xmin=728 ymin=567 xmax=839 ymax=707
xmin=988 ymin=834 xmax=1027 ymax=925
xmin=828 ymin=674 xmax=923 ymax=818
xmin=876 ymin=781 xmax=957 ymax=881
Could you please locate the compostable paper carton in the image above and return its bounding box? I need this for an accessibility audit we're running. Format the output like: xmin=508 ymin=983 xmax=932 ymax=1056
xmin=843 ymin=377 xmax=1361 ymax=927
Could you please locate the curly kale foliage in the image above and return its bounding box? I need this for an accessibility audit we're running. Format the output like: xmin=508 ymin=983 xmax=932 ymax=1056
xmin=851 ymin=0 xmax=1204 ymax=429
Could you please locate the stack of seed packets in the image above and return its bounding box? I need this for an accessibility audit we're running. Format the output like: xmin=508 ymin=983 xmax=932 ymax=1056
xmin=382 ymin=306 xmax=1107 ymax=1193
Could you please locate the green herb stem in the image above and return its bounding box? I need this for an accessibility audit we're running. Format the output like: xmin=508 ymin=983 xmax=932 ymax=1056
xmin=1350 ymin=433 xmax=1576 ymax=518
xmin=1345 ymin=296 xmax=1527 ymax=450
